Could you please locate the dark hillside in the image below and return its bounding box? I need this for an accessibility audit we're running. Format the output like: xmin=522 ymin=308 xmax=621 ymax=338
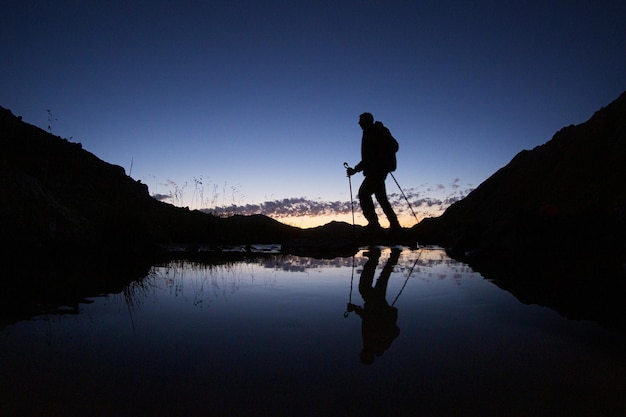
xmin=413 ymin=91 xmax=626 ymax=330
xmin=0 ymin=106 xmax=300 ymax=256
xmin=417 ymin=91 xmax=626 ymax=264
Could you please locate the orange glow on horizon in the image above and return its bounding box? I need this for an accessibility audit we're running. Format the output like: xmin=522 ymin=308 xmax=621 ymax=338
xmin=272 ymin=212 xmax=433 ymax=229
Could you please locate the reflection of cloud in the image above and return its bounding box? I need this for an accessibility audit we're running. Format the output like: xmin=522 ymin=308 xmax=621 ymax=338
xmin=146 ymin=248 xmax=465 ymax=308
xmin=190 ymin=181 xmax=474 ymax=222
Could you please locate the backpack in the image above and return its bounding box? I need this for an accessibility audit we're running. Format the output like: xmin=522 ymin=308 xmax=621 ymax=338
xmin=374 ymin=121 xmax=399 ymax=172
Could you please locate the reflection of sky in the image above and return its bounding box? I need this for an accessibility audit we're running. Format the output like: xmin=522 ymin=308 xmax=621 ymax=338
xmin=2 ymin=2 xmax=624 ymax=227
xmin=2 ymin=248 xmax=625 ymax=415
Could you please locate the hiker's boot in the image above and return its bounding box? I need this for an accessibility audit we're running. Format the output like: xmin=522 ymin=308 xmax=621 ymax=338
xmin=364 ymin=222 xmax=383 ymax=234
xmin=389 ymin=219 xmax=403 ymax=234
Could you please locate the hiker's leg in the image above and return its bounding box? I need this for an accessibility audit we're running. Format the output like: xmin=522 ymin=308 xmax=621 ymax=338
xmin=373 ymin=179 xmax=401 ymax=229
xmin=359 ymin=247 xmax=381 ymax=301
xmin=376 ymin=247 xmax=401 ymax=294
xmin=358 ymin=177 xmax=380 ymax=227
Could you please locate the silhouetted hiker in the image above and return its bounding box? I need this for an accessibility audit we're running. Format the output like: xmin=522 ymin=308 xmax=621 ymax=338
xmin=346 ymin=247 xmax=401 ymax=365
xmin=346 ymin=112 xmax=402 ymax=233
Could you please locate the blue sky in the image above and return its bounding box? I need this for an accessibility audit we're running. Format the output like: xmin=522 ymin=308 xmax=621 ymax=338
xmin=2 ymin=1 xmax=624 ymax=227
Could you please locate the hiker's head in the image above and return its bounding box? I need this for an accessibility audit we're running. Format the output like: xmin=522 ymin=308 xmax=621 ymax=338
xmin=358 ymin=112 xmax=374 ymax=130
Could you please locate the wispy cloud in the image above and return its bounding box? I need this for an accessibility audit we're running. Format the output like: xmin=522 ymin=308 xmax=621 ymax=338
xmin=172 ymin=180 xmax=475 ymax=222
xmin=200 ymin=197 xmax=354 ymax=218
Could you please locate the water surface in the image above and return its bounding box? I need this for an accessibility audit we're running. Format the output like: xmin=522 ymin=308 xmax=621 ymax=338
xmin=1 ymin=247 xmax=625 ymax=416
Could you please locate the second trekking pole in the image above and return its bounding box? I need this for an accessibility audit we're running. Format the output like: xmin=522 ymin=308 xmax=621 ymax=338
xmin=390 ymin=172 xmax=419 ymax=224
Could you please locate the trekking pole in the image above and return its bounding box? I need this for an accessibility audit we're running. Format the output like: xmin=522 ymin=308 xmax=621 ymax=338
xmin=343 ymin=162 xmax=356 ymax=229
xmin=389 ymin=172 xmax=419 ymax=224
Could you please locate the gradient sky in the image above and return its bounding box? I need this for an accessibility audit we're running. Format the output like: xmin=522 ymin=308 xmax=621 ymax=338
xmin=2 ymin=1 xmax=625 ymax=227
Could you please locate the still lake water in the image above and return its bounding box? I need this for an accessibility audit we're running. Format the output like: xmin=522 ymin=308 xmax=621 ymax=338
xmin=1 ymin=247 xmax=625 ymax=417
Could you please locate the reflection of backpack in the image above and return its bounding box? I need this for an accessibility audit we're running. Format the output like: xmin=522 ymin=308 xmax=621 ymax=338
xmin=375 ymin=121 xmax=399 ymax=172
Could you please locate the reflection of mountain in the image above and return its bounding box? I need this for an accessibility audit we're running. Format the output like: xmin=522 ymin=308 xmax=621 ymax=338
xmin=258 ymin=248 xmax=438 ymax=273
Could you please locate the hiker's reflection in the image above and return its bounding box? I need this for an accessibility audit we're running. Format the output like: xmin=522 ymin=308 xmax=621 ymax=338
xmin=347 ymin=247 xmax=401 ymax=365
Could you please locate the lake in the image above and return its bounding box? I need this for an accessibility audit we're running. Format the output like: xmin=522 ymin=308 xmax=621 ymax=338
xmin=1 ymin=246 xmax=625 ymax=417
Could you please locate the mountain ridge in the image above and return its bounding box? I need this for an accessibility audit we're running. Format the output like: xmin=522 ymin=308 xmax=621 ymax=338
xmin=415 ymin=90 xmax=626 ymax=264
xmin=0 ymin=106 xmax=303 ymax=255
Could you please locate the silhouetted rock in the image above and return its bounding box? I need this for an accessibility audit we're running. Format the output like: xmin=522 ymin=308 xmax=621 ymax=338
xmin=416 ymin=91 xmax=626 ymax=265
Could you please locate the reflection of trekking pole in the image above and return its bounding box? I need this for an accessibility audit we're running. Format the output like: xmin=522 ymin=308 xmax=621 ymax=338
xmin=344 ymin=255 xmax=356 ymax=318
xmin=391 ymin=248 xmax=422 ymax=306
xmin=343 ymin=162 xmax=356 ymax=229
xmin=389 ymin=172 xmax=419 ymax=224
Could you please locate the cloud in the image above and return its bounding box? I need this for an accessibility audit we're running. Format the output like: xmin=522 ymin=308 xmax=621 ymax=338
xmin=201 ymin=197 xmax=354 ymax=218
xmin=167 ymin=181 xmax=476 ymax=220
